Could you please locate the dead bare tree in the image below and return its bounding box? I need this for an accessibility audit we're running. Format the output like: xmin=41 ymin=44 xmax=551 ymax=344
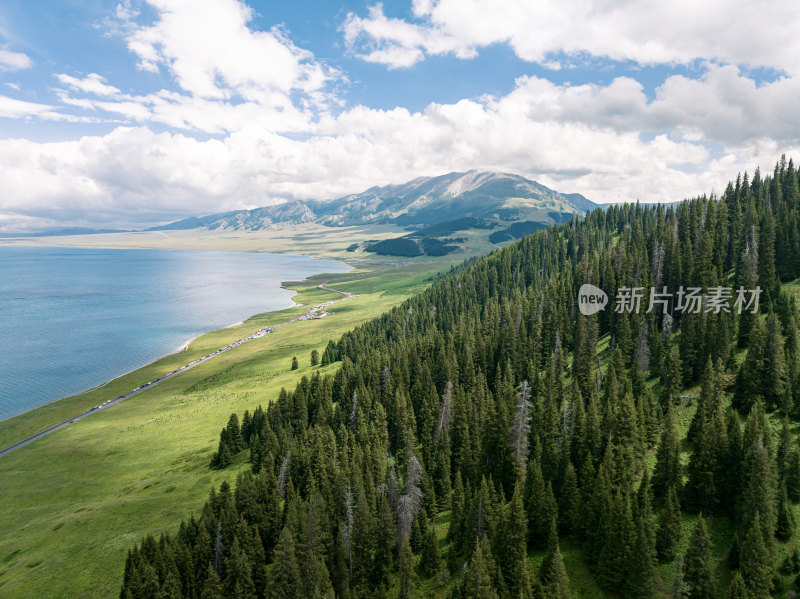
xmin=277 ymin=453 xmax=291 ymax=499
xmin=397 ymin=456 xmax=423 ymax=545
xmin=510 ymin=380 xmax=532 ymax=476
xmin=435 ymin=381 xmax=453 ymax=443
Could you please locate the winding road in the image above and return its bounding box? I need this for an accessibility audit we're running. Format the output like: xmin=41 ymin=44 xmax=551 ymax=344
xmin=0 ymin=284 xmax=356 ymax=459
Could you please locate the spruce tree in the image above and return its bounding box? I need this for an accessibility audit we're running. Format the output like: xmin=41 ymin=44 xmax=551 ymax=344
xmin=683 ymin=516 xmax=716 ymax=599
xmin=685 ymin=395 xmax=727 ymax=514
xmin=596 ymin=493 xmax=635 ymax=591
xmin=775 ymin=481 xmax=795 ymax=541
xmin=524 ymin=458 xmax=555 ymax=548
xmin=350 ymin=482 xmax=374 ymax=592
xmin=463 ymin=536 xmax=499 ymax=599
xmin=159 ymin=570 xmax=182 ymax=599
xmin=656 ymin=485 xmax=681 ymax=563
xmin=421 ymin=523 xmax=442 ymax=578
xmin=270 ymin=527 xmax=301 ymax=599
xmin=200 ymin=563 xmax=225 ymax=599
xmin=397 ymin=538 xmax=416 ymax=599
xmin=447 ymin=471 xmax=466 ymax=568
xmin=432 ymin=428 xmax=452 ymax=512
xmin=727 ymin=570 xmax=748 ymax=599
xmin=740 ymin=512 xmax=774 ymax=598
xmin=540 ymin=533 xmax=572 ymax=599
xmin=628 ymin=474 xmax=657 ymax=598
xmin=538 ymin=516 xmax=560 ymax=584
xmin=223 ymin=536 xmax=256 ymax=599
xmin=226 ymin=413 xmax=245 ymax=452
xmin=733 ymin=317 xmax=767 ymax=413
xmin=786 ymin=450 xmax=800 ymax=503
xmin=758 ymin=209 xmax=777 ymax=292
xmin=740 ymin=433 xmax=776 ymax=555
xmin=558 ymin=460 xmax=580 ymax=535
xmin=652 ymin=404 xmax=681 ymax=497
xmin=502 ymin=483 xmax=528 ymax=596
xmin=777 ymin=416 xmax=791 ymax=482
xmin=688 ymin=357 xmax=715 ymax=444
xmin=217 ymin=441 xmax=233 ymax=469
xmin=660 ymin=346 xmax=683 ymax=409
xmin=372 ymin=495 xmax=396 ymax=591
xmin=763 ymin=312 xmax=788 ymax=410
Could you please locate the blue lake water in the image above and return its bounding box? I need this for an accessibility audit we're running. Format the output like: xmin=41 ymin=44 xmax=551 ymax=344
xmin=0 ymin=246 xmax=350 ymax=421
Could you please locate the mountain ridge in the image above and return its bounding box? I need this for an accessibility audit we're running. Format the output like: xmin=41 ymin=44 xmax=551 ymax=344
xmin=150 ymin=170 xmax=595 ymax=232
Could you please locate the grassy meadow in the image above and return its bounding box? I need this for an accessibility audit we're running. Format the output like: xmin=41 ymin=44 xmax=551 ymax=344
xmin=0 ymin=220 xmax=506 ymax=261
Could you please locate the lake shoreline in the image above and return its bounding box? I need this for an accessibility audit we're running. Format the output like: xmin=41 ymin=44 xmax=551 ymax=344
xmin=0 ymin=246 xmax=352 ymax=426
xmin=0 ymin=282 xmax=312 ymax=428
xmin=0 ymin=280 xmax=360 ymax=458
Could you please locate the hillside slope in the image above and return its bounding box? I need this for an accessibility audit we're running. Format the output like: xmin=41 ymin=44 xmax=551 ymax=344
xmin=120 ymin=158 xmax=800 ymax=598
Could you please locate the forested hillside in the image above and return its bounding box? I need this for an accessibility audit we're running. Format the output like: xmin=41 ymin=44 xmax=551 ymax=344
xmin=120 ymin=157 xmax=800 ymax=598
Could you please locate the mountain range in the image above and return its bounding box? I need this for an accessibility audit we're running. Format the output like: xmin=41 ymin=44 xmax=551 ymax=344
xmin=150 ymin=170 xmax=595 ymax=232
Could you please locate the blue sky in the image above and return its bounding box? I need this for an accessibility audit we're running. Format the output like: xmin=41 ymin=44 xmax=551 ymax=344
xmin=1 ymin=0 xmax=799 ymax=230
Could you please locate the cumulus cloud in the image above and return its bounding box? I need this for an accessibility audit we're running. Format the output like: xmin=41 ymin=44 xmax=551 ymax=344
xmin=342 ymin=3 xmax=470 ymax=69
xmin=119 ymin=0 xmax=337 ymax=103
xmin=343 ymin=0 xmax=800 ymax=73
xmin=4 ymin=68 xmax=798 ymax=231
xmin=49 ymin=0 xmax=341 ymax=135
xmin=492 ymin=66 xmax=800 ymax=146
xmin=0 ymin=48 xmax=32 ymax=71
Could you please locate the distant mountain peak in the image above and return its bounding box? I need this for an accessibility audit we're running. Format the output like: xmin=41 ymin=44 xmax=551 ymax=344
xmin=150 ymin=170 xmax=595 ymax=232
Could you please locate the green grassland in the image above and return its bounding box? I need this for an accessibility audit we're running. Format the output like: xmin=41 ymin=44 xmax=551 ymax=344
xmin=0 ymin=253 xmax=461 ymax=598
xmin=0 ymin=220 xmax=508 ymax=262
xmin=0 ymin=223 xmax=406 ymax=259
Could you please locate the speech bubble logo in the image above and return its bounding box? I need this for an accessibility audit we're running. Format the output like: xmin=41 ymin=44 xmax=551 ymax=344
xmin=578 ymin=284 xmax=608 ymax=316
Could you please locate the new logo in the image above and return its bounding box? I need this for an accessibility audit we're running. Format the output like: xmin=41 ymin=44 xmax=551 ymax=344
xmin=578 ymin=284 xmax=608 ymax=316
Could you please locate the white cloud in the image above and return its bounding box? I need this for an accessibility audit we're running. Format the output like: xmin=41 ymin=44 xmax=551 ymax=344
xmin=48 ymin=0 xmax=341 ymax=135
xmin=119 ymin=0 xmax=336 ymax=102
xmin=53 ymin=86 xmax=314 ymax=135
xmin=342 ymin=3 xmax=470 ymax=69
xmin=55 ymin=73 xmax=121 ymax=97
xmin=344 ymin=0 xmax=800 ymax=73
xmin=0 ymin=95 xmax=59 ymax=119
xmin=491 ymin=65 xmax=800 ymax=147
xmin=4 ymin=68 xmax=799 ymax=231
xmin=0 ymin=48 xmax=32 ymax=71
